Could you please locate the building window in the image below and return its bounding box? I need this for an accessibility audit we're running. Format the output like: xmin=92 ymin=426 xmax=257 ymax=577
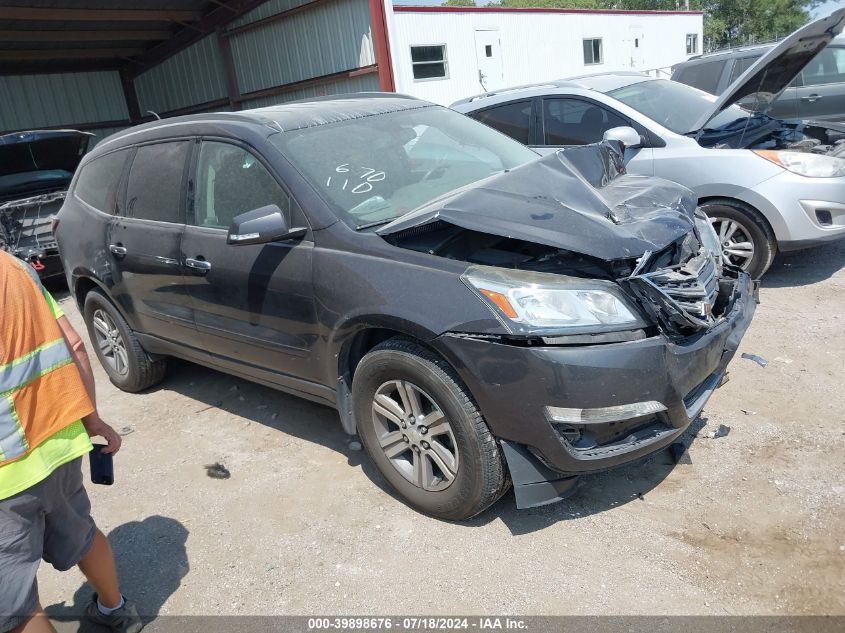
xmin=411 ymin=45 xmax=448 ymax=80
xmin=686 ymin=33 xmax=699 ymax=55
xmin=583 ymin=38 xmax=603 ymax=65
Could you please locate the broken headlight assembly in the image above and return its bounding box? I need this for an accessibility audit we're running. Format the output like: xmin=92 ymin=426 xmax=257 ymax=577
xmin=753 ymin=150 xmax=845 ymax=178
xmin=694 ymin=209 xmax=722 ymax=261
xmin=462 ymin=265 xmax=646 ymax=332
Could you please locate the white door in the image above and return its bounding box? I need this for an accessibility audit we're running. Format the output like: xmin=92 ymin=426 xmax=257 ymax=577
xmin=475 ymin=30 xmax=504 ymax=92
xmin=629 ymin=25 xmax=646 ymax=70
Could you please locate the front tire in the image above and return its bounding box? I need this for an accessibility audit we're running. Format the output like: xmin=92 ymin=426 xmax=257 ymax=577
xmin=82 ymin=290 xmax=167 ymax=392
xmin=353 ymin=338 xmax=509 ymax=520
xmin=700 ymin=199 xmax=777 ymax=279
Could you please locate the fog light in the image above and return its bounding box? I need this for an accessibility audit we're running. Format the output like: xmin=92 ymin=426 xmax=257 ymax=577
xmin=545 ymin=401 xmax=667 ymax=424
xmin=816 ymin=209 xmax=833 ymax=226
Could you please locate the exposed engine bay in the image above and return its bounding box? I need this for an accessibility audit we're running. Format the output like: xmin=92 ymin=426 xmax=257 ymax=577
xmin=703 ymin=117 xmax=845 ymax=157
xmin=0 ymin=129 xmax=90 ymax=279
xmin=381 ymin=143 xmax=746 ymax=340
xmin=0 ymin=192 xmax=65 ymax=278
xmin=387 ymin=215 xmax=740 ymax=339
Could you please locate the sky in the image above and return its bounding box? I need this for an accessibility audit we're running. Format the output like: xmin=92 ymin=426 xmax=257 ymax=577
xmin=813 ymin=0 xmax=845 ymax=17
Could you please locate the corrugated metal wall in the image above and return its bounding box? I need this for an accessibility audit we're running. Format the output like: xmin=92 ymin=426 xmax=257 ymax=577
xmin=0 ymin=71 xmax=128 ymax=132
xmin=239 ymin=72 xmax=379 ymax=109
xmin=230 ymin=0 xmax=375 ymax=95
xmin=134 ymin=34 xmax=228 ymax=115
xmin=232 ymin=0 xmax=314 ymax=28
xmin=1 ymin=0 xmax=380 ymax=135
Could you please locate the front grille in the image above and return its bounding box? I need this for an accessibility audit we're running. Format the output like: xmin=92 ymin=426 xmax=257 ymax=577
xmin=641 ymin=252 xmax=719 ymax=322
xmin=625 ymin=249 xmax=723 ymax=333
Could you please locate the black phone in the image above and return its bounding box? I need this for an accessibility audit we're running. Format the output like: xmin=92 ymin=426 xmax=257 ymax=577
xmin=89 ymin=443 xmax=114 ymax=485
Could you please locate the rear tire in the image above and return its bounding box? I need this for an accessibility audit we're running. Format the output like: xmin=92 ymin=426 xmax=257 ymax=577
xmin=699 ymin=199 xmax=776 ymax=279
xmin=82 ymin=290 xmax=166 ymax=392
xmin=353 ymin=338 xmax=509 ymax=520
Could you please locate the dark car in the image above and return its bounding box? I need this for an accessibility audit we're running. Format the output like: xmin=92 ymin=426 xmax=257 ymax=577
xmin=672 ymin=35 xmax=845 ymax=122
xmin=0 ymin=129 xmax=91 ymax=279
xmin=56 ymin=94 xmax=756 ymax=519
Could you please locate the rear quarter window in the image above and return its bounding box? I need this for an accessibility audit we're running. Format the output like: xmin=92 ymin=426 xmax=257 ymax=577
xmin=471 ymin=100 xmax=532 ymax=144
xmin=73 ymin=149 xmax=130 ymax=214
xmin=674 ymin=59 xmax=726 ymax=95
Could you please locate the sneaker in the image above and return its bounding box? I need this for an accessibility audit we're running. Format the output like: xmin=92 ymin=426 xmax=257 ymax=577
xmin=85 ymin=594 xmax=144 ymax=633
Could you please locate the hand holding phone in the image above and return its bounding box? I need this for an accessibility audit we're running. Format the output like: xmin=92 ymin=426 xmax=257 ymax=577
xmin=89 ymin=443 xmax=114 ymax=485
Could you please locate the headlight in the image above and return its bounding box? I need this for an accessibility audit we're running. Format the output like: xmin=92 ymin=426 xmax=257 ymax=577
xmin=753 ymin=150 xmax=845 ymax=178
xmin=462 ymin=265 xmax=644 ymax=331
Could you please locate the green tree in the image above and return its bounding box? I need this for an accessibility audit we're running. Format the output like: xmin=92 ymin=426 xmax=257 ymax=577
xmin=442 ymin=0 xmax=477 ymax=5
xmin=700 ymin=0 xmax=818 ymax=50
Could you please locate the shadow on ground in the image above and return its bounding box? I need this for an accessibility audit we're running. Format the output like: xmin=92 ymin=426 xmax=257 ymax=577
xmin=762 ymin=240 xmax=844 ymax=288
xmin=46 ymin=515 xmax=189 ymax=631
xmin=146 ymin=359 xmax=710 ymax=536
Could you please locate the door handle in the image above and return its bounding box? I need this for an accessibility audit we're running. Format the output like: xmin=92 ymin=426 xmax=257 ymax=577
xmin=800 ymin=94 xmax=822 ymax=103
xmin=109 ymin=244 xmax=127 ymax=256
xmin=185 ymin=257 xmax=211 ymax=273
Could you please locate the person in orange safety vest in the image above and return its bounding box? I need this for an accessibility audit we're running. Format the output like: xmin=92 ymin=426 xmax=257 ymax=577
xmin=0 ymin=251 xmax=142 ymax=633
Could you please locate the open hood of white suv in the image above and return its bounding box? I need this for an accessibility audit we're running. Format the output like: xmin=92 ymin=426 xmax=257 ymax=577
xmin=689 ymin=8 xmax=845 ymax=134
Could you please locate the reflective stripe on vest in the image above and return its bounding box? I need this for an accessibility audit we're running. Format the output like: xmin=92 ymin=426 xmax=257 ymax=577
xmin=1 ymin=251 xmax=93 ymax=466
xmin=0 ymin=338 xmax=75 ymax=462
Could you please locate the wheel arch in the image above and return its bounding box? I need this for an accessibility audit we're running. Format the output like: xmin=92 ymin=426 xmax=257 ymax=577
xmin=697 ymin=194 xmax=782 ymax=243
xmin=71 ymin=271 xmax=139 ymax=331
xmin=332 ymin=319 xmax=452 ymax=436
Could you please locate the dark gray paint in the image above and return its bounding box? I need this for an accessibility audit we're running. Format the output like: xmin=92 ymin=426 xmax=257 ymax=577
xmin=56 ymin=95 xmax=756 ymax=506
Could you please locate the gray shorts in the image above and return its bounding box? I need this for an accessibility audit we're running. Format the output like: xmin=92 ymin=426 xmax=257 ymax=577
xmin=0 ymin=458 xmax=95 ymax=633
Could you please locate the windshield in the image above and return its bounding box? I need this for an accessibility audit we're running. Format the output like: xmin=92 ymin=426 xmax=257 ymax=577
xmin=272 ymin=106 xmax=538 ymax=228
xmin=608 ymin=79 xmax=753 ymax=134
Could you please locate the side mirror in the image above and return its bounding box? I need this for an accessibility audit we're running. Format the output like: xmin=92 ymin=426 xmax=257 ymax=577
xmin=603 ymin=126 xmax=644 ymax=150
xmin=227 ymin=204 xmax=307 ymax=246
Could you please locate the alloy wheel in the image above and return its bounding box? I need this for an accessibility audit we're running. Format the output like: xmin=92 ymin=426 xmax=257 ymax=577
xmin=91 ymin=309 xmax=129 ymax=376
xmin=371 ymin=380 xmax=459 ymax=492
xmin=710 ymin=216 xmax=755 ymax=270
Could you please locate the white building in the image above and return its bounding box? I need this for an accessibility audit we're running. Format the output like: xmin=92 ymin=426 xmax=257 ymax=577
xmin=385 ymin=5 xmax=704 ymax=105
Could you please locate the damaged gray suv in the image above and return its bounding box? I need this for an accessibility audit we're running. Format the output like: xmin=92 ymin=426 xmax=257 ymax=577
xmin=56 ymin=95 xmax=756 ymax=520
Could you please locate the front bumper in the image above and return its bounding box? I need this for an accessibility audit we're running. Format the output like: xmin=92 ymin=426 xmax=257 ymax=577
xmin=744 ymin=171 xmax=845 ymax=249
xmin=433 ymin=272 xmax=757 ymax=504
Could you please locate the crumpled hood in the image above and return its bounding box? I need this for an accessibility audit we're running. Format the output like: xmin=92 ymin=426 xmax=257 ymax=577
xmin=379 ymin=143 xmax=697 ymax=261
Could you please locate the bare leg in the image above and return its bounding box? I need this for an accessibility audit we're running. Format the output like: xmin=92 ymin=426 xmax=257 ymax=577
xmin=11 ymin=604 xmax=56 ymax=633
xmin=77 ymin=528 xmax=122 ymax=608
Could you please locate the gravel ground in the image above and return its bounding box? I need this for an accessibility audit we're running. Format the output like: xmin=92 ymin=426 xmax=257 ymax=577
xmin=37 ymin=241 xmax=844 ymax=621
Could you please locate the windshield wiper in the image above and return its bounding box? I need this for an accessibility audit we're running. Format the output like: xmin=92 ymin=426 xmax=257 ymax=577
xmin=355 ymin=218 xmax=396 ymax=231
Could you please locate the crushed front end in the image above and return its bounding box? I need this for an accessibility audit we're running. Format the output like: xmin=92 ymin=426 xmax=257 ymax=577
xmin=434 ymin=241 xmax=757 ymax=508
xmin=382 ymin=144 xmax=758 ymax=508
xmin=0 ymin=192 xmax=65 ymax=279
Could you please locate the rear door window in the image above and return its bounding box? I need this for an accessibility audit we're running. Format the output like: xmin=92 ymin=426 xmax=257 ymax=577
xmin=124 ymin=141 xmax=191 ymax=223
xmin=73 ymin=149 xmax=130 ymax=214
xmin=542 ymin=98 xmax=628 ymax=145
xmin=801 ymin=46 xmax=845 ymax=86
xmin=674 ymin=60 xmax=726 ymax=94
xmin=470 ymin=100 xmax=532 ymax=144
